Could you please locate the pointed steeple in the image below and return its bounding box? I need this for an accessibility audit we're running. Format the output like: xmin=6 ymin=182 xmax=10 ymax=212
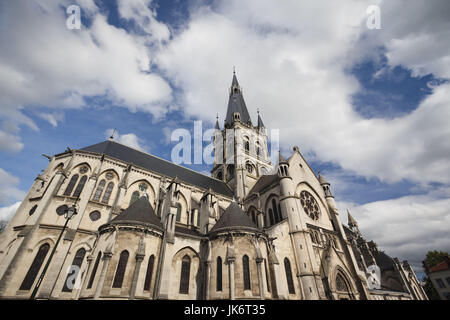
xmin=347 ymin=209 xmax=358 ymax=227
xmin=225 ymin=70 xmax=252 ymax=127
xmin=215 ymin=114 xmax=220 ymax=130
xmin=257 ymin=109 xmax=265 ymax=129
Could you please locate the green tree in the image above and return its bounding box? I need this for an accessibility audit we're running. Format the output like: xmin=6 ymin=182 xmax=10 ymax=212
xmin=423 ymin=250 xmax=449 ymax=268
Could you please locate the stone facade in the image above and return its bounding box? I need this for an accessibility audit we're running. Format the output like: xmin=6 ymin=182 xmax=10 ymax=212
xmin=0 ymin=73 xmax=427 ymax=300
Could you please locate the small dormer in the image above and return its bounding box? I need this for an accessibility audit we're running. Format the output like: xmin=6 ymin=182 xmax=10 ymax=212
xmin=233 ymin=112 xmax=241 ymax=122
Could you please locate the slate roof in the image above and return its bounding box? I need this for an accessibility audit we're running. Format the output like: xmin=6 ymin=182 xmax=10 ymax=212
xmin=375 ymin=251 xmax=396 ymax=271
xmin=175 ymin=225 xmax=204 ymax=238
xmin=75 ymin=140 xmax=233 ymax=197
xmin=209 ymin=202 xmax=260 ymax=234
xmin=108 ymin=196 xmax=163 ymax=230
xmin=246 ymin=174 xmax=279 ymax=197
xmin=225 ymin=74 xmax=252 ymax=126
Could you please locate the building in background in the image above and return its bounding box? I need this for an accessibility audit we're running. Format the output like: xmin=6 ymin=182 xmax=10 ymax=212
xmin=0 ymin=73 xmax=427 ymax=300
xmin=424 ymin=256 xmax=450 ymax=300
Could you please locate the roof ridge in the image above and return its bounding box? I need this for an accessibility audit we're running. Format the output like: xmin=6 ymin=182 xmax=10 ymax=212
xmin=78 ymin=140 xmax=231 ymax=191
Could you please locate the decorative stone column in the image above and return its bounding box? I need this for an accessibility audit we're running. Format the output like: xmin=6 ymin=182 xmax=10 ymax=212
xmin=204 ymin=261 xmax=211 ymax=300
xmin=226 ymin=246 xmax=236 ymax=300
xmin=256 ymin=257 xmax=265 ymax=300
xmin=130 ymin=253 xmax=145 ymax=299
xmin=130 ymin=235 xmax=146 ymax=300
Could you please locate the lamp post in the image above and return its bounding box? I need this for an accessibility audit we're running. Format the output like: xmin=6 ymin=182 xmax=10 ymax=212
xmin=320 ymin=239 xmax=334 ymax=300
xmin=30 ymin=203 xmax=78 ymax=300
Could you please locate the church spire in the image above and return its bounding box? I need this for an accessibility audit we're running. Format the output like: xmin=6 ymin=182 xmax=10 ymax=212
xmin=215 ymin=114 xmax=220 ymax=130
xmin=225 ymin=70 xmax=252 ymax=127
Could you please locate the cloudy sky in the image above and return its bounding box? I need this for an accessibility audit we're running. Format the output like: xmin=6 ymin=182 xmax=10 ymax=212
xmin=0 ymin=0 xmax=449 ymax=278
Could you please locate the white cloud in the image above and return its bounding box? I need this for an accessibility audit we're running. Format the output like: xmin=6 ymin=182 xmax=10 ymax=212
xmin=0 ymin=0 xmax=173 ymax=151
xmin=117 ymin=0 xmax=170 ymax=42
xmin=155 ymin=0 xmax=450 ymax=185
xmin=0 ymin=169 xmax=26 ymax=205
xmin=104 ymin=129 xmax=149 ymax=152
xmin=337 ymin=188 xmax=450 ymax=272
xmin=36 ymin=111 xmax=65 ymax=128
xmin=0 ymin=202 xmax=21 ymax=223
xmin=0 ymin=130 xmax=24 ymax=153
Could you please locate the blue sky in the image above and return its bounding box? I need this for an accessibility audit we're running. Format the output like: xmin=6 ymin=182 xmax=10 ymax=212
xmin=0 ymin=0 xmax=449 ymax=276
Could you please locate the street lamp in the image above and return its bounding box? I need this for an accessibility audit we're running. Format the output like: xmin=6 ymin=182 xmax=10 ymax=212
xmin=30 ymin=202 xmax=78 ymax=300
xmin=320 ymin=238 xmax=334 ymax=300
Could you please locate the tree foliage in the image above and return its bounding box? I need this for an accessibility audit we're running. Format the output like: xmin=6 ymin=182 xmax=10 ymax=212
xmin=422 ymin=250 xmax=449 ymax=300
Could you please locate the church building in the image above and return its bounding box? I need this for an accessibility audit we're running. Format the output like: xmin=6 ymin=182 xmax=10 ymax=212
xmin=0 ymin=72 xmax=427 ymax=300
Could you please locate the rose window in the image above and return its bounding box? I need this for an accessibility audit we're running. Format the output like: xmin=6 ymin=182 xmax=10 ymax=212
xmin=300 ymin=191 xmax=320 ymax=220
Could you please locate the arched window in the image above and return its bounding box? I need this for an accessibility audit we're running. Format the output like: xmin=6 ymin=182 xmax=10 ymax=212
xmin=284 ymin=258 xmax=295 ymax=294
xmin=268 ymin=209 xmax=274 ymax=226
xmin=176 ymin=203 xmax=182 ymax=222
xmin=130 ymin=191 xmax=140 ymax=206
xmin=243 ymin=255 xmax=251 ymax=290
xmin=256 ymin=147 xmax=261 ymax=157
xmin=64 ymin=174 xmax=79 ymax=196
xmin=72 ymin=175 xmax=87 ymax=198
xmin=272 ymin=199 xmax=280 ymax=223
xmin=251 ymin=210 xmax=256 ymax=224
xmin=87 ymin=251 xmax=102 ymax=289
xmin=62 ymin=248 xmax=86 ymax=292
xmin=216 ymin=257 xmax=222 ymax=291
xmin=20 ymin=243 xmax=50 ymax=290
xmin=101 ymin=182 xmax=114 ymax=204
xmin=144 ymin=255 xmax=155 ymax=291
xmin=179 ymin=255 xmax=191 ymax=294
xmin=244 ymin=140 xmax=250 ymax=152
xmin=227 ymin=165 xmax=234 ymax=180
xmin=246 ymin=162 xmax=253 ymax=174
xmin=336 ymin=273 xmax=349 ymax=293
xmin=93 ymin=180 xmax=105 ymax=202
xmin=112 ymin=250 xmax=129 ymax=288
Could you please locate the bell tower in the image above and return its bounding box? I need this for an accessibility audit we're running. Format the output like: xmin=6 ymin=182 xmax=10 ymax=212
xmin=212 ymin=71 xmax=273 ymax=202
